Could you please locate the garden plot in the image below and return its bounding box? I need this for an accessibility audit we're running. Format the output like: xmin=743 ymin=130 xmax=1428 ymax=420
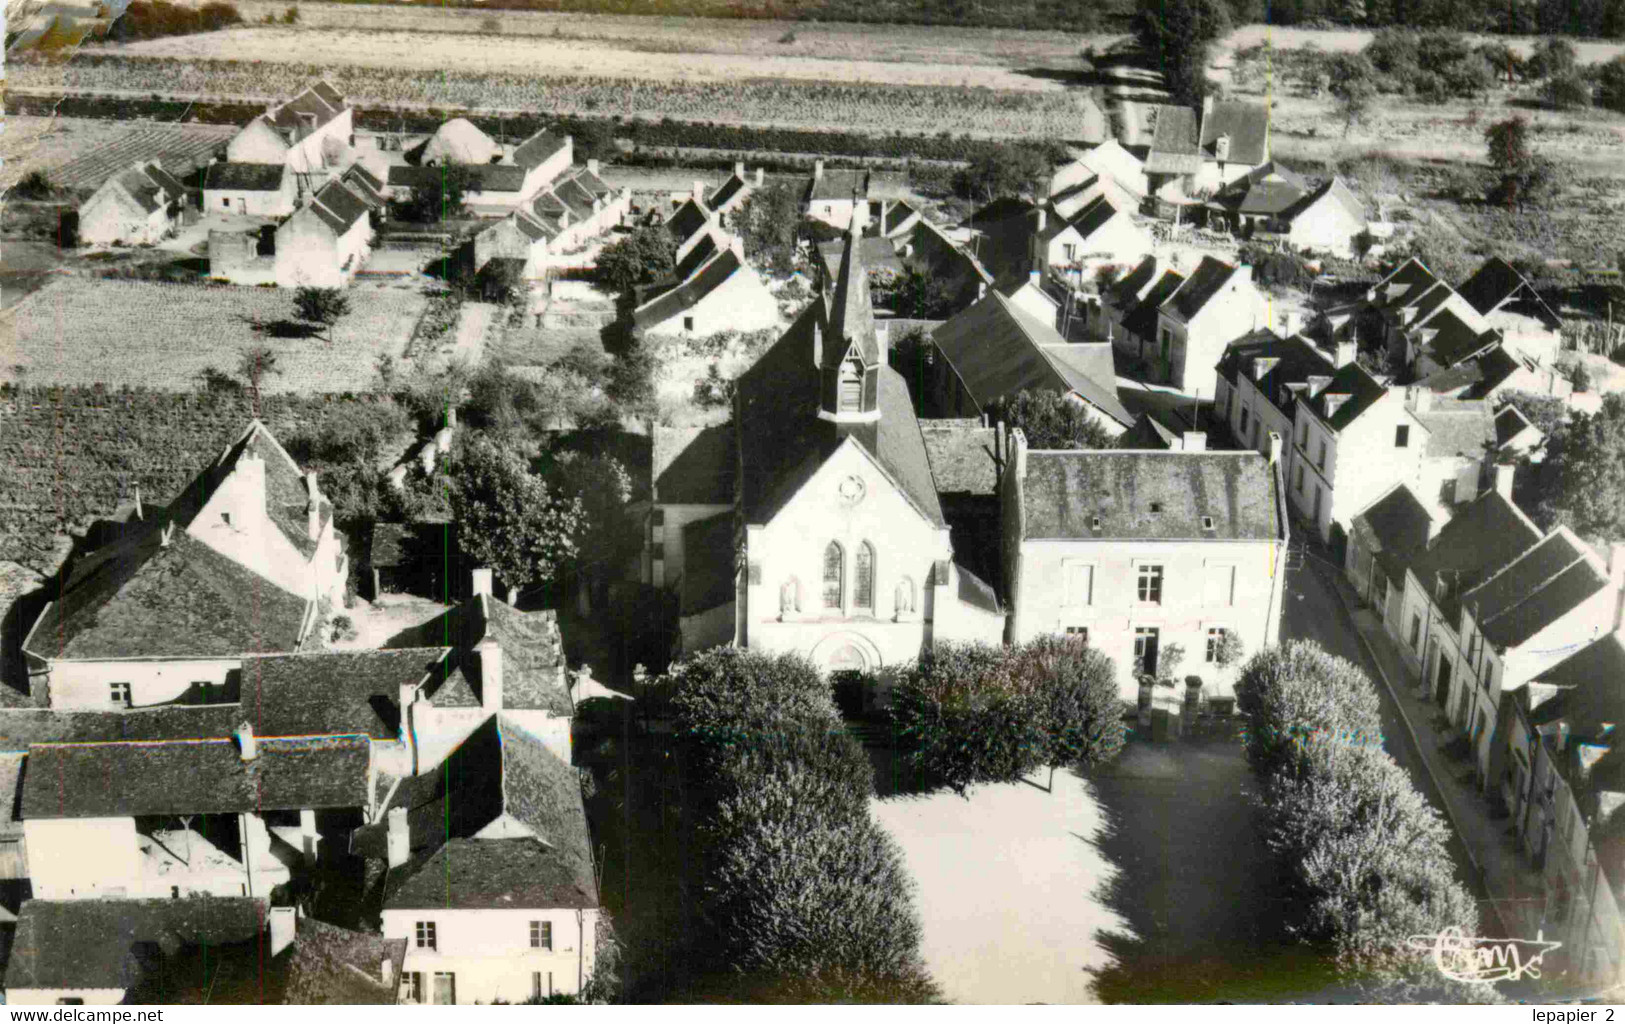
xmin=1 ymin=116 xmax=233 ymax=192
xmin=1 ymin=278 xmax=429 ymax=393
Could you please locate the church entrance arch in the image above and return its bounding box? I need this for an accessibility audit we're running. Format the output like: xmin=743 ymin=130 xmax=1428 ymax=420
xmin=808 ymin=632 xmax=883 ymax=675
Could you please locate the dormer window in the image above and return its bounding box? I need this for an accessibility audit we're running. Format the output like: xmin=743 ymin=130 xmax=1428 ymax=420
xmin=1091 ymin=515 xmax=1102 ymax=531
xmin=1149 ymin=502 xmax=1164 ymax=514
xmin=1201 ymin=516 xmax=1216 ymax=531
xmin=838 ymin=358 xmax=862 ymax=413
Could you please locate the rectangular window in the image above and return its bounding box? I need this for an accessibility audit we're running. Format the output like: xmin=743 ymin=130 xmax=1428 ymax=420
xmin=415 ymin=921 xmax=437 ymax=951
xmin=1136 ymin=564 xmax=1164 ymax=605
xmin=432 ymin=972 xmax=455 ymax=1005
xmin=1409 ymin=614 xmax=1423 ymax=651
xmin=222 ymin=197 xmax=230 ymax=208
xmin=1204 ymin=564 xmax=1235 ymax=607
xmin=1239 ymin=406 xmax=1250 ymax=435
xmin=109 ymin=682 xmax=132 ymax=708
xmin=1298 ymin=420 xmax=1307 ymax=448
xmin=404 ymin=973 xmax=424 ymax=1004
xmin=1294 ymin=463 xmax=1305 ymax=493
xmin=530 ymin=920 xmax=552 ymax=950
xmin=683 ymin=316 xmax=694 ymax=332
xmin=1395 ymin=424 xmax=1410 ymax=448
xmin=1065 ymin=626 xmax=1089 ymax=643
xmin=1134 ymin=627 xmax=1161 ymax=676
xmin=1316 ymin=438 xmax=1327 ymax=471
xmin=1206 ymin=627 xmax=1227 ymax=663
xmin=1066 ymin=563 xmax=1094 ymax=607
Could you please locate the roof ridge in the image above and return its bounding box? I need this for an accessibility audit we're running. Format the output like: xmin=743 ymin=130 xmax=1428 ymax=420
xmin=1477 ymin=549 xmax=1603 ymax=632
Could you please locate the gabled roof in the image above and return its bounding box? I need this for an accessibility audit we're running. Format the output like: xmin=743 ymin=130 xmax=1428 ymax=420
xmin=1108 ymin=254 xmax=1162 ymax=308
xmin=1496 ymin=403 xmax=1538 ymax=447
xmin=309 ymin=178 xmax=369 ymax=235
xmin=708 ymin=172 xmax=749 ymax=211
xmin=267 ymin=81 xmax=346 ymax=136
xmin=1415 ymin=345 xmax=1520 ymax=399
xmin=340 ymin=164 xmax=386 ymax=208
xmin=666 ymin=197 xmax=712 ymax=243
xmin=1458 ymin=256 xmax=1562 ymax=329
xmin=1416 ymin=308 xmax=1502 ymax=374
xmin=808 ymin=167 xmax=868 ymax=203
xmin=203 ymin=162 xmax=288 ymax=192
xmin=680 ymin=513 xmax=736 ymax=615
xmin=920 ymin=421 xmax=1001 ymax=496
xmin=1413 ymin=400 xmax=1496 ymax=460
xmin=817 ymin=237 xmax=903 ymax=281
xmin=1370 ymin=258 xmax=1445 ymax=312
xmin=244 ymin=648 xmax=453 ymax=740
xmin=824 ymin=225 xmax=880 ymax=368
xmin=0 ymin=706 xmax=244 ymax=753
xmin=1409 ymin=489 xmax=1544 ymax=622
xmin=1216 ymin=329 xmax=1333 ymax=417
xmin=108 ymin=162 xmax=185 ymax=214
xmin=1123 ymin=269 xmax=1187 ymax=341
xmin=1530 ymin=635 xmax=1625 ymax=730
xmin=1145 ymin=105 xmax=1201 ymax=176
xmin=6 ymin=898 xmax=265 ymax=993
xmin=631 ymin=247 xmax=745 ymax=329
xmin=1070 ymin=192 xmax=1135 ymax=245
xmin=1286 ymin=176 xmax=1364 ymax=225
xmin=1463 ymin=529 xmax=1609 ymax=650
xmin=1200 ymin=100 xmax=1270 ymax=166
xmin=512 ymin=127 xmax=567 ymax=170
xmin=880 ymin=199 xmax=921 ymax=235
xmin=553 ymin=176 xmax=598 ymax=217
xmin=1019 ymin=450 xmax=1282 ymax=541
xmin=284 ymin=920 xmax=408 ymax=1005
xmin=932 ymin=291 xmax=1133 ymax=427
xmin=1304 ymin=360 xmax=1389 ymax=433
xmin=1352 ymin=482 xmax=1436 ymax=584
xmin=957 ymin=562 xmax=1001 ymax=614
xmin=21 ymin=734 xmax=371 ymax=818
xmin=653 ymin=423 xmax=735 ymax=506
xmin=1212 ymin=161 xmax=1308 ymax=216
xmin=1118 ymin=408 xmax=1187 ymax=450
xmin=386 ymin=597 xmax=571 ymax=716
xmin=1161 ymin=255 xmax=1241 ymax=323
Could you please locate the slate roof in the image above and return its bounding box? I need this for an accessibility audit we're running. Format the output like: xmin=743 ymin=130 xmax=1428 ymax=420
xmin=735 ymin=300 xmax=943 ymax=528
xmin=817 ymin=237 xmax=903 ymax=281
xmin=808 ymin=168 xmax=869 ymax=203
xmin=1216 ymin=329 xmax=1332 ymax=416
xmin=652 ymin=424 xmax=735 ymax=506
xmin=1070 ymin=193 xmax=1134 ymax=244
xmin=513 ymin=127 xmax=568 ymax=170
xmin=1414 ymin=401 xmax=1496 ymax=460
xmin=268 ymin=81 xmax=346 ymax=136
xmin=1200 ymin=100 xmax=1270 ymax=166
xmin=1119 ymin=410 xmax=1180 ymax=449
xmin=373 ymin=716 xmax=597 ymax=911
xmin=340 ymin=164 xmax=386 ymax=208
xmin=1462 ymin=529 xmax=1609 ymax=650
xmin=0 ymin=706 xmax=243 ymax=753
xmin=1287 ymin=176 xmax=1364 ymax=225
xmin=1408 ymin=489 xmax=1543 ymax=621
xmin=1019 ymin=451 xmax=1282 ymax=541
xmin=1108 ymin=255 xmax=1162 ymax=308
xmin=385 ymin=597 xmax=571 ymax=716
xmin=708 ymin=173 xmax=749 ymax=211
xmin=553 ymin=176 xmax=598 ymax=216
xmin=1415 ymin=346 xmax=1520 ymax=398
xmin=932 ymin=291 xmax=1133 ymax=427
xmin=110 ymin=163 xmax=184 ymax=214
xmin=1145 ymin=105 xmax=1201 ymax=176
xmin=1417 ymin=308 xmax=1501 ymax=373
xmin=309 ymin=178 xmax=369 ymax=234
xmin=957 ymin=563 xmax=1001 ymax=614
xmin=920 ymin=422 xmax=1001 ymax=496
xmin=23 ymin=526 xmax=310 ymax=661
xmin=632 ymin=248 xmax=744 ymax=330
xmin=570 ymin=167 xmax=614 ymax=198
xmin=244 ymin=648 xmax=450 ymax=740
xmin=1458 ymin=256 xmax=1561 ymax=327
xmin=203 ymin=163 xmax=287 ymax=192
xmin=666 ymin=198 xmax=711 ymax=242
xmin=1370 ymin=257 xmax=1446 ymax=312
xmin=1530 ymin=636 xmax=1625 ymax=729
xmin=1305 ymin=360 xmax=1389 ymax=433
xmin=1123 ymin=269 xmax=1186 ymax=342
xmin=6 ymin=898 xmax=265 ymax=993
xmin=284 ymin=920 xmax=407 ymax=1005
xmin=680 ymin=513 xmax=737 ymax=615
xmin=1163 ymin=256 xmax=1242 ymax=323
xmin=880 ymin=200 xmax=920 ymax=235
xmin=1352 ymin=482 xmax=1435 ymax=584
xmin=1496 ymin=404 xmax=1537 ymax=447
xmin=21 ymin=734 xmax=371 ymax=819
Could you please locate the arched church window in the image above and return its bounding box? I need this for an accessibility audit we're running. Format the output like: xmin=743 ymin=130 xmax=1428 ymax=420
xmin=855 ymin=542 xmax=875 ymax=611
xmin=838 ymin=359 xmax=862 ymax=412
xmin=822 ymin=542 xmax=844 ymax=609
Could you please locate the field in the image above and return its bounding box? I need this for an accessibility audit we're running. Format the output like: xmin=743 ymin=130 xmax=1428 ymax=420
xmin=230 ymin=1 xmax=1094 ymax=66
xmin=12 ymin=53 xmax=1097 ymax=141
xmin=1 ymin=278 xmax=429 ymax=393
xmin=0 ymin=117 xmax=235 ymax=191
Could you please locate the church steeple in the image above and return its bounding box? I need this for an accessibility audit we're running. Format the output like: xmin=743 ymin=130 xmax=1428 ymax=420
xmin=818 ymin=201 xmax=882 ymax=425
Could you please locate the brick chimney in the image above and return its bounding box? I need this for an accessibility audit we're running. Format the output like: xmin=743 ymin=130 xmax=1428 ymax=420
xmin=1334 ymin=340 xmax=1357 ymax=368
xmin=475 ymin=635 xmax=504 ymax=713
xmin=386 ymin=806 xmax=409 ymax=868
xmin=693 ymin=180 xmax=705 ymax=202
xmin=755 ymin=168 xmax=765 ymax=187
xmin=813 ymin=159 xmax=825 ymax=181
xmin=269 ymin=906 xmax=296 ymax=957
xmin=586 ymin=158 xmax=600 ymax=176
xmin=472 ymin=567 xmax=494 ymax=599
xmin=1494 ymin=461 xmax=1516 ymax=500
xmin=1181 ymin=431 xmax=1207 ymax=452
xmin=733 ymin=161 xmax=745 ymax=179
xmin=235 ymin=721 xmax=258 ymax=762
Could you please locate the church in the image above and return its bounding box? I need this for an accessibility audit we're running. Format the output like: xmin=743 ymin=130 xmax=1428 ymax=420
xmin=647 ymin=221 xmax=1006 ymax=673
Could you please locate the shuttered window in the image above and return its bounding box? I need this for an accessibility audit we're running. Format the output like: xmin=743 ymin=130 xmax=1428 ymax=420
xmin=1204 ymin=564 xmax=1235 ymax=607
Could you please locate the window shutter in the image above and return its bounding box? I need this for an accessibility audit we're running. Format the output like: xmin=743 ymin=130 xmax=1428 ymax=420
xmin=1205 ymin=564 xmax=1235 ymax=606
xmin=1068 ymin=564 xmax=1093 ymax=606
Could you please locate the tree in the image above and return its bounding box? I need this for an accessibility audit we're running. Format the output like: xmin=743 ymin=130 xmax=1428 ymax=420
xmin=1233 ymin=641 xmax=1385 ymax=779
xmin=292 ymin=286 xmax=351 ymax=343
xmin=605 ymin=336 xmax=657 ymax=416
xmin=1484 ymin=115 xmax=1560 ymax=207
xmin=237 ymin=344 xmax=280 ymax=414
xmin=594 ymin=225 xmax=676 ymax=295
xmin=1599 ymin=55 xmax=1625 ymax=113
xmin=661 ymin=647 xmax=838 ymax=749
xmin=1544 ymin=69 xmax=1593 ymax=108
xmin=399 ymin=164 xmax=478 ymax=223
xmin=1326 ymin=53 xmax=1378 ymax=134
xmin=1539 ymin=393 xmax=1625 ymax=543
xmin=549 ymin=450 xmax=636 ymax=584
xmin=1133 ymin=0 xmax=1232 ymax=105
xmin=1475 ymin=40 xmax=1523 ymax=83
xmin=951 ymin=145 xmax=1059 ymax=204
xmin=444 ymin=435 xmax=584 ymax=602
xmin=736 ymin=181 xmax=803 ymax=276
xmin=876 ymin=265 xmax=958 ymax=319
xmin=1527 ymin=35 xmax=1579 ymax=79
xmin=1001 ymin=389 xmax=1118 ymax=450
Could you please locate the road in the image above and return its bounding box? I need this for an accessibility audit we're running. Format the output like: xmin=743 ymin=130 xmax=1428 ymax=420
xmin=1278 ymin=553 xmax=1485 ymax=901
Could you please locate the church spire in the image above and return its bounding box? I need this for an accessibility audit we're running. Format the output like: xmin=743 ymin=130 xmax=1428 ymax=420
xmin=817 ymin=203 xmax=882 ymax=426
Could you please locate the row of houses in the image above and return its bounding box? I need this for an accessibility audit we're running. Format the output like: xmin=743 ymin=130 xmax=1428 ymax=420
xmin=0 ymin=421 xmax=602 ymax=1004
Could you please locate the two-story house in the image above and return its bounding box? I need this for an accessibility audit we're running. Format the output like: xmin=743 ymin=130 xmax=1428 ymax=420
xmin=804 ymin=162 xmax=911 ymax=231
xmin=1148 ymin=256 xmax=1270 ymax=397
xmin=1214 ymin=327 xmax=1349 ymax=460
xmin=275 ymin=177 xmax=374 ymax=288
xmin=77 ymin=160 xmax=188 ymax=247
xmin=227 ymin=81 xmax=353 ymax=188
xmin=1001 ymin=431 xmax=1289 ymax=700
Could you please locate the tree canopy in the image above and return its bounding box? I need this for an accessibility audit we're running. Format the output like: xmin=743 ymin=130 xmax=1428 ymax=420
xmin=951 ymin=144 xmax=1062 ymax=205
xmin=1534 ymin=392 xmax=1625 ymax=544
xmin=1132 ymin=0 xmax=1232 ymax=105
xmin=736 ymin=181 xmax=804 ymax=276
xmin=594 ymin=225 xmax=677 ymax=295
xmin=398 ymin=164 xmax=479 ymax=223
xmin=1000 ymin=389 xmax=1119 ymax=450
xmin=1484 ymin=115 xmax=1560 ymax=207
xmin=444 ymin=435 xmax=583 ymax=600
xmin=292 ymin=286 xmax=351 ymax=343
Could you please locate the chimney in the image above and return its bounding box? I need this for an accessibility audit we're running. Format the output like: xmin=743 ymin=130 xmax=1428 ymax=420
xmin=1181 ymin=431 xmax=1207 ymax=452
xmin=1494 ymin=461 xmax=1517 ymax=500
xmin=1215 ymin=133 xmax=1231 ymax=162
xmin=386 ymin=806 xmax=409 ymax=868
xmin=1267 ymin=431 xmax=1283 ymax=466
xmin=1201 ymin=94 xmax=1214 ymax=124
xmin=1334 ymin=339 xmax=1357 ymax=368
xmin=813 ymin=159 xmax=825 ymax=181
xmin=734 ymin=161 xmax=745 ymax=179
xmin=586 ymin=158 xmax=600 ymax=176
xmin=475 ymin=635 xmax=504 ymax=713
xmin=381 ymin=958 xmax=396 ymax=988
xmin=1035 ymin=207 xmax=1047 ymax=234
xmin=133 ymin=484 xmax=143 ymax=521
xmin=160 ymin=521 xmax=175 ymax=548
xmin=812 ymin=320 xmax=824 ymax=368
xmin=693 ymin=180 xmax=705 ymax=202
xmin=471 ymin=567 xmax=494 ymax=598
xmin=755 ymin=167 xmax=765 ymax=187
xmin=269 ymin=906 xmax=296 ymax=957
xmin=235 ymin=721 xmax=258 ymax=762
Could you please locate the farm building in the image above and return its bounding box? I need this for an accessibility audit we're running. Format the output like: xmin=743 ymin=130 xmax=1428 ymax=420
xmin=275 ymin=178 xmax=373 ymax=288
xmin=76 ymin=160 xmax=187 ymax=247
xmin=708 ymin=161 xmax=765 ymax=221
xmin=804 ymin=161 xmax=911 ymax=231
xmin=367 ymin=521 xmax=460 ymax=601
xmin=511 ymin=127 xmax=573 ymax=192
xmin=226 ymin=80 xmax=353 ymax=179
xmin=1197 ymin=97 xmax=1271 ymax=191
xmin=414 ymin=117 xmax=502 ymax=167
xmin=632 ymin=236 xmax=779 ymax=338
xmin=202 ymin=162 xmax=296 ymax=218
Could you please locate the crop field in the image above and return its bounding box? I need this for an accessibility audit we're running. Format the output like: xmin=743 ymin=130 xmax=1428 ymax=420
xmin=2 ymin=278 xmax=430 ymax=393
xmin=3 ymin=118 xmax=236 ymax=192
xmin=0 ymin=385 xmax=402 ymax=572
xmin=11 ymin=54 xmax=1096 ymax=140
xmin=230 ymin=2 xmax=1096 ymax=66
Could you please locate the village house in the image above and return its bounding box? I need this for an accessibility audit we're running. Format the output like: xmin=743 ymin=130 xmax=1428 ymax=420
xmin=1206 ymin=165 xmax=1366 ymax=258
xmin=803 ymin=161 xmax=911 ymax=231
xmin=976 ymin=196 xmax=1153 ymax=294
xmin=632 ymin=235 xmax=779 ymax=338
xmin=1143 ymin=104 xmax=1204 ymax=204
xmin=1214 ymin=327 xmax=1348 ymax=460
xmin=1406 ymin=389 xmax=1499 ymax=514
xmin=707 ymin=161 xmax=766 ymax=221
xmin=1496 ymin=403 xmax=1546 ymax=456
xmin=1142 ymin=255 xmax=1270 ymax=397
xmin=1457 ymin=256 xmax=1565 ymax=367
xmin=76 ymin=160 xmax=188 ymax=246
xmin=874 ymin=199 xmax=923 ymax=240
xmin=1195 ymin=97 xmax=1271 ymax=192
xmin=1000 ymin=432 xmax=1289 ymax=702
xmin=275 ymin=177 xmax=373 ymax=288
xmin=646 ymin=227 xmax=1005 ymax=669
xmin=1345 ymin=481 xmax=1440 ymax=620
xmin=927 ymin=288 xmax=1133 ymax=434
xmin=1410 ymin=343 xmax=1574 ymax=403
xmin=202 ymin=162 xmax=297 ymax=218
xmin=897 ymin=216 xmax=994 ymax=311
xmin=1118 ymin=408 xmax=1209 ymax=451
xmin=1048 ymin=138 xmax=1148 ymax=213
xmin=226 ymin=81 xmax=353 ymax=184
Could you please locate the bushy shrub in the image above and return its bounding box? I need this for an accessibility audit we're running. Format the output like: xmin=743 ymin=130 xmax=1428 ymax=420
xmin=1599 ymin=56 xmax=1625 ymax=114
xmin=107 ymin=0 xmax=243 ymax=42
xmin=1233 ymin=641 xmax=1385 ymax=778
xmin=663 ymin=647 xmax=839 ymax=750
xmin=1545 ymin=70 xmax=1593 ymax=109
xmin=891 ymin=636 xmax=1124 ymax=794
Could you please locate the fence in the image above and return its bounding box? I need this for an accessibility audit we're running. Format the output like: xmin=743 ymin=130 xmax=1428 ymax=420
xmin=1562 ymin=321 xmax=1625 ymax=359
